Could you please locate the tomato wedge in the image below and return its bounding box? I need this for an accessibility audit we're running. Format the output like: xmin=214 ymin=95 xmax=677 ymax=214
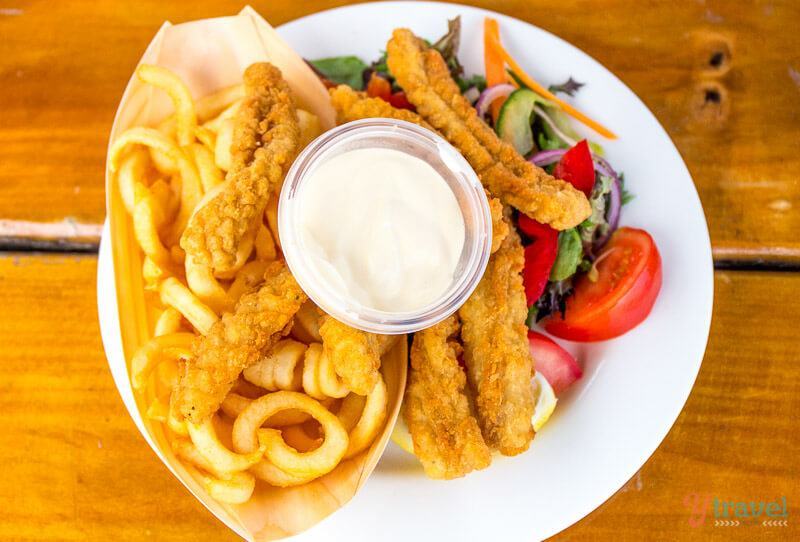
xmin=543 ymin=227 xmax=662 ymax=341
xmin=366 ymin=73 xmax=415 ymax=111
xmin=519 ymin=214 xmax=558 ymax=305
xmin=528 ymin=331 xmax=582 ymax=394
xmin=385 ymin=91 xmax=414 ymax=110
xmin=553 ymin=140 xmax=595 ymax=197
xmin=366 ymin=73 xmax=392 ymax=98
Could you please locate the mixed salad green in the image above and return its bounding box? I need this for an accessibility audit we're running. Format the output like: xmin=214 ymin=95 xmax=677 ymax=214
xmin=309 ymin=16 xmax=663 ymax=402
xmin=310 ymin=18 xmax=632 ymax=327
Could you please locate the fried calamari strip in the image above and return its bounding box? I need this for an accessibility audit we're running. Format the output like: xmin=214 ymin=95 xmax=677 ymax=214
xmin=329 ymin=84 xmax=507 ymax=253
xmin=404 ymin=315 xmax=491 ymax=479
xmin=181 ymin=63 xmax=300 ymax=276
xmin=386 ymin=29 xmax=591 ymax=230
xmin=329 ymin=85 xmax=433 ymax=129
xmin=319 ymin=315 xmax=395 ymax=395
xmin=486 ymin=191 xmax=510 ymax=253
xmin=458 ymin=218 xmax=535 ymax=455
xmin=175 ymin=261 xmax=307 ymax=423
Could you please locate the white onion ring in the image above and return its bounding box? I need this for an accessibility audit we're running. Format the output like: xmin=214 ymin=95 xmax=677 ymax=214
xmin=475 ymin=83 xmax=515 ymax=118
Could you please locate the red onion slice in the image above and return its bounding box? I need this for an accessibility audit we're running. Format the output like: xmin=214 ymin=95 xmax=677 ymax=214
xmin=475 ymin=83 xmax=515 ymax=118
xmin=463 ymin=86 xmax=480 ymax=104
xmin=595 ymin=174 xmax=621 ymax=248
xmin=591 ymin=156 xmax=622 ymax=248
xmin=592 ymin=155 xmax=618 ymax=181
xmin=528 ymin=148 xmax=566 ymax=167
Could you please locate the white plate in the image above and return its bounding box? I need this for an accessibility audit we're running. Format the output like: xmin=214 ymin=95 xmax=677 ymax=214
xmin=98 ymin=2 xmax=713 ymax=540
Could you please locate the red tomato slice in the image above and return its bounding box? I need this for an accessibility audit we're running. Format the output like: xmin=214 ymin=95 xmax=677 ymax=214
xmin=366 ymin=74 xmax=415 ymax=111
xmin=366 ymin=73 xmax=392 ymax=98
xmin=528 ymin=331 xmax=582 ymax=395
xmin=519 ymin=214 xmax=558 ymax=305
xmin=385 ymin=91 xmax=415 ymax=111
xmin=553 ymin=140 xmax=595 ymax=196
xmin=543 ymin=227 xmax=662 ymax=341
xmin=518 ymin=213 xmax=554 ymax=239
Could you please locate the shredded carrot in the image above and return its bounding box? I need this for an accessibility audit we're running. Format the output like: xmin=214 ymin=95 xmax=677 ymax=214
xmin=484 ymin=19 xmax=617 ymax=140
xmin=483 ymin=18 xmax=507 ymax=121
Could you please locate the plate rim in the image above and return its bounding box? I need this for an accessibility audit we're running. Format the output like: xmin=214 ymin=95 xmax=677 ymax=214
xmin=276 ymin=2 xmax=714 ymax=538
xmin=95 ymin=2 xmax=714 ymax=540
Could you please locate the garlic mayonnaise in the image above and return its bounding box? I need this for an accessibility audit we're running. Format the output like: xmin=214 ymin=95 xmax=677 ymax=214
xmin=298 ymin=147 xmax=465 ymax=312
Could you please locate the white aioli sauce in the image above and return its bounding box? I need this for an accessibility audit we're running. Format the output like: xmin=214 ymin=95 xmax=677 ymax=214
xmin=298 ymin=147 xmax=466 ymax=312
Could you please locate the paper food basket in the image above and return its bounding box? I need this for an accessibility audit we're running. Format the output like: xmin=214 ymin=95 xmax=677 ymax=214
xmin=97 ymin=6 xmax=407 ymax=540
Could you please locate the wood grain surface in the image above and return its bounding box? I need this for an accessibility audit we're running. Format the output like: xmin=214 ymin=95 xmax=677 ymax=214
xmin=1 ymin=1 xmax=798 ymax=541
xmin=0 ymin=256 xmax=796 ymax=541
xmin=1 ymin=0 xmax=799 ymax=261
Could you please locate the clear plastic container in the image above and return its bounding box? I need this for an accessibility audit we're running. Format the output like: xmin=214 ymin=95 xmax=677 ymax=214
xmin=278 ymin=118 xmax=492 ymax=334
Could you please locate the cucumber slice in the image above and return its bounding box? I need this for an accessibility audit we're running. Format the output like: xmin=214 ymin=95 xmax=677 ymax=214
xmin=495 ymin=88 xmax=550 ymax=156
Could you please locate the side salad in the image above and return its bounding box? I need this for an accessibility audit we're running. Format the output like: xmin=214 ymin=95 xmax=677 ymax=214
xmin=310 ymin=17 xmax=662 ymax=406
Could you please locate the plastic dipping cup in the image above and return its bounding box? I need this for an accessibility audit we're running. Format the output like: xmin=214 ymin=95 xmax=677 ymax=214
xmin=278 ymin=118 xmax=492 ymax=334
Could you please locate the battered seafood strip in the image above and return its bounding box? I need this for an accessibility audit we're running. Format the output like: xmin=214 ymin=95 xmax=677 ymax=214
xmin=175 ymin=262 xmax=307 ymax=423
xmin=487 ymin=192 xmax=509 ymax=253
xmin=330 ymin=84 xmax=508 ymax=253
xmin=181 ymin=63 xmax=301 ymax=275
xmin=458 ymin=219 xmax=535 ymax=455
xmin=329 ymin=85 xmax=433 ymax=129
xmin=319 ymin=315 xmax=394 ymax=395
xmin=386 ymin=29 xmax=591 ymax=230
xmin=405 ymin=316 xmax=491 ymax=479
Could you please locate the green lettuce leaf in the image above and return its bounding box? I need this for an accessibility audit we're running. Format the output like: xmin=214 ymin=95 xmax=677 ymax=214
xmin=550 ymin=228 xmax=583 ymax=281
xmin=309 ymin=56 xmax=368 ymax=89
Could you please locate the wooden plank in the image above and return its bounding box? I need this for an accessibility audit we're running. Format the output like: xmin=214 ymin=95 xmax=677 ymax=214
xmin=553 ymin=269 xmax=800 ymax=540
xmin=0 ymin=254 xmax=797 ymax=540
xmin=0 ymin=254 xmax=235 ymax=541
xmin=1 ymin=1 xmax=799 ymax=260
xmin=503 ymin=0 xmax=800 ymax=263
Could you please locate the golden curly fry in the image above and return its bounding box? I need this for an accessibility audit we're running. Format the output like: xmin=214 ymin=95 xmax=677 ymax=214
xmin=343 ymin=374 xmax=387 ymax=459
xmin=336 ymin=393 xmax=366 ymax=432
xmin=458 ymin=219 xmax=535 ymax=456
xmin=386 ymin=29 xmax=591 ymax=230
xmin=130 ymin=332 xmax=194 ymax=391
xmin=243 ymin=339 xmax=306 ymax=392
xmin=159 ymin=278 xmax=218 ymax=336
xmin=221 ymin=392 xmax=312 ymax=427
xmin=405 ymin=315 xmax=491 ymax=479
xmin=175 ymin=261 xmax=307 ymax=423
xmin=187 ymin=416 xmax=264 ymax=473
xmin=201 ymin=470 xmax=255 ymax=504
xmin=154 ymin=307 xmax=184 ymax=337
xmin=181 ymin=63 xmax=300 ymax=276
xmin=315 ymin=346 xmax=351 ymax=399
xmin=137 ymin=64 xmax=197 ymax=147
xmin=109 ymin=126 xmax=203 ymax=242
xmin=249 ymin=457 xmax=316 ymax=488
xmin=231 ymin=391 xmax=348 ymax=478
xmin=329 ymin=84 xmax=508 ymax=254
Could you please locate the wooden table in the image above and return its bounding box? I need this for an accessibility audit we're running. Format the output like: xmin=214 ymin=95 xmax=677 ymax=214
xmin=1 ymin=1 xmax=798 ymax=540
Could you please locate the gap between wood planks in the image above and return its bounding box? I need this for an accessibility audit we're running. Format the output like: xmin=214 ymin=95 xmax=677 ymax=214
xmin=0 ymin=219 xmax=101 ymax=253
xmin=2 ymin=218 xmax=800 ymax=272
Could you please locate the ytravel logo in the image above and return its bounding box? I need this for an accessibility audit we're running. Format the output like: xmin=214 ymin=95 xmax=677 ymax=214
xmin=683 ymin=493 xmax=789 ymax=528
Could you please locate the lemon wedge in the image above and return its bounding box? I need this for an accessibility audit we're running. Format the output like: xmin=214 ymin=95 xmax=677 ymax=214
xmin=531 ymin=372 xmax=558 ymax=432
xmin=391 ymin=416 xmax=415 ymax=455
